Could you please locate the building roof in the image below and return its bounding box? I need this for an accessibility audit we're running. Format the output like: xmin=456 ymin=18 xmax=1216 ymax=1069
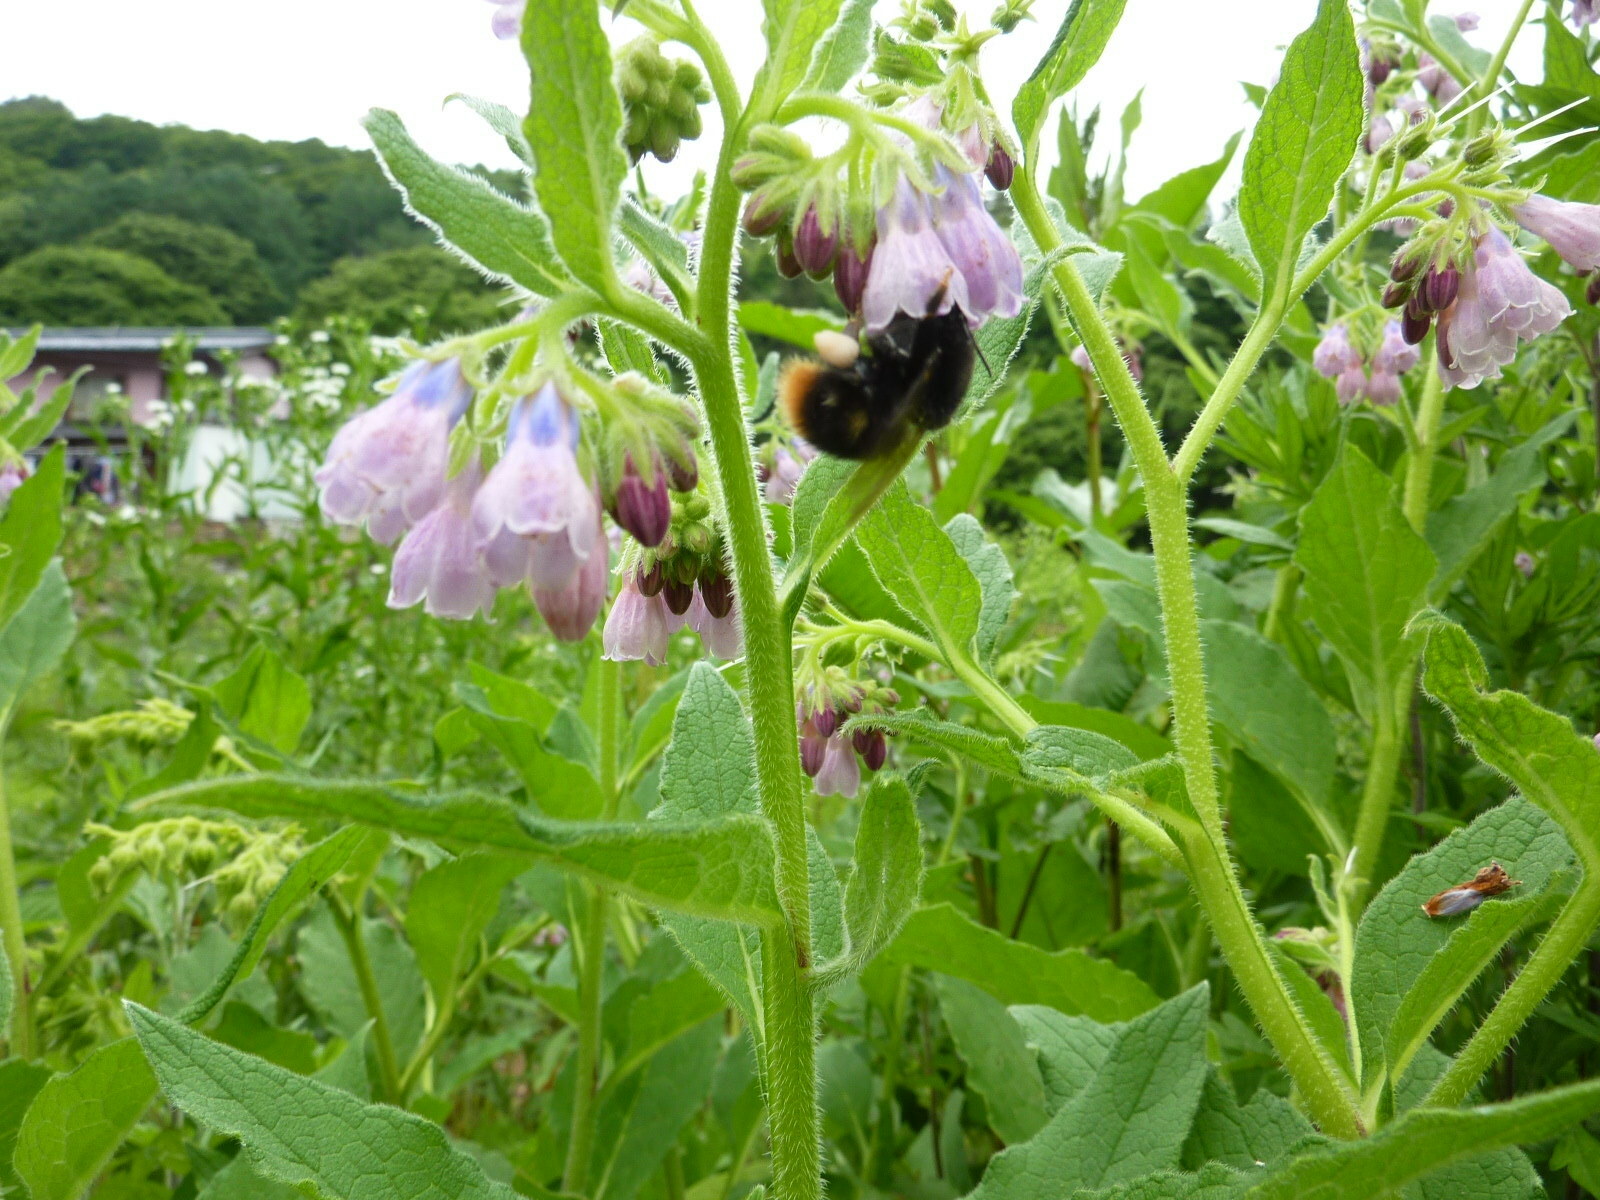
xmin=7 ymin=328 xmax=276 ymax=353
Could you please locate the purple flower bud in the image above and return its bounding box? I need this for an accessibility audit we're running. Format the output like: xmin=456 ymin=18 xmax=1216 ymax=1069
xmin=1381 ymin=282 xmax=1410 ymax=309
xmin=666 ymin=449 xmax=698 ymax=492
xmin=1575 ymin=0 xmax=1599 ymax=27
xmin=1417 ymin=54 xmax=1462 ymax=104
xmin=833 ymin=241 xmax=874 ymax=314
xmin=1587 ymin=275 xmax=1600 ymax=307
xmin=698 ymin=569 xmax=733 ymax=619
xmin=1373 ymin=320 xmax=1421 ymax=375
xmin=851 ymin=729 xmax=872 ymax=756
xmin=1364 ymin=369 xmax=1402 ymax=405
xmin=471 ymin=382 xmax=599 ymax=594
xmin=1437 ymin=228 xmax=1572 ymax=390
xmin=1514 ymin=551 xmax=1536 ymax=577
xmin=1335 ymin=363 xmax=1368 ymax=404
xmin=764 ymin=445 xmax=808 ymax=505
xmin=603 ymin=577 xmax=671 ymax=665
xmin=1418 ymin=265 xmax=1461 ymax=313
xmin=1510 ymin=194 xmax=1600 ymax=273
xmin=793 ymin=205 xmax=838 ymax=278
xmin=316 ymin=358 xmax=473 ymax=545
xmin=534 ymin=499 xmax=609 ymax=641
xmin=388 ymin=460 xmax=497 ymax=621
xmin=1312 ymin=324 xmax=1361 ymax=378
xmin=611 ymin=453 xmax=672 ymax=547
xmin=813 ymin=736 xmax=861 ymax=798
xmin=661 ymin=575 xmax=695 ymax=616
xmin=1401 ymin=304 xmax=1433 ymax=345
xmin=861 ymin=177 xmax=971 ymax=334
xmin=800 ymin=723 xmax=828 ymax=777
xmin=1455 ymin=12 xmax=1480 ymax=30
xmin=742 ymin=194 xmax=786 ymax=238
xmin=985 ymin=144 xmax=1015 ymax=190
xmin=928 ymin=166 xmax=1024 ymax=326
xmin=775 ymin=238 xmax=803 ymax=279
xmin=637 ymin=560 xmax=665 ymax=597
xmin=863 ymin=730 xmax=888 ymax=772
xmin=812 ymin=706 xmax=840 ymax=738
xmin=1391 ymin=251 xmax=1423 ymax=283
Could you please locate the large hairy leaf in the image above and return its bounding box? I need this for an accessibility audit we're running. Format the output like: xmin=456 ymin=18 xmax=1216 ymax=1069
xmin=857 ymin=482 xmax=984 ymax=661
xmin=1013 ymin=0 xmax=1129 ymax=156
xmin=14 ymin=1039 xmax=157 ymax=1200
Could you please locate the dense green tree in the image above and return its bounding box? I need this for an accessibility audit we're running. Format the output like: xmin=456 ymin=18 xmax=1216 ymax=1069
xmin=83 ymin=213 xmax=282 ymax=322
xmin=0 ymin=245 xmax=226 ymax=326
xmin=294 ymin=245 xmax=507 ymax=337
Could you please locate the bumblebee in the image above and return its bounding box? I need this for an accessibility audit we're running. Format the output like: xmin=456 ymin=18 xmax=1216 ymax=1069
xmin=778 ymin=305 xmax=977 ymax=460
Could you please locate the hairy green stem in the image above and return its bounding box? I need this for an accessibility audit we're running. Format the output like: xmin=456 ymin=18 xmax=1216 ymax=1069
xmin=330 ymin=893 xmax=401 ymax=1103
xmin=563 ymin=657 xmax=623 ymax=1194
xmin=0 ymin=762 xmax=32 ymax=1059
xmin=683 ymin=16 xmax=820 ymax=1199
xmin=1349 ymin=701 xmax=1406 ymax=905
xmin=1424 ymin=884 xmax=1600 ymax=1109
xmin=1013 ymin=163 xmax=1364 ymax=1138
xmin=1403 ymin=358 xmax=1445 ymax=532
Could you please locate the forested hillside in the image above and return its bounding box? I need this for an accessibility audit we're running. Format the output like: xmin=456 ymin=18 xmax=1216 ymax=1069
xmin=0 ymin=96 xmax=503 ymax=331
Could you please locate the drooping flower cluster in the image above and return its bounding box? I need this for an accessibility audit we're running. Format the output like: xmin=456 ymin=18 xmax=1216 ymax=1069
xmin=1510 ymin=194 xmax=1600 ymax=306
xmin=602 ymin=489 xmax=740 ymax=665
xmin=1311 ymin=320 xmax=1420 ymax=404
xmin=795 ymin=671 xmax=899 ymax=799
xmin=735 ymin=95 xmax=1023 ymax=334
xmin=615 ymin=37 xmax=711 ymax=165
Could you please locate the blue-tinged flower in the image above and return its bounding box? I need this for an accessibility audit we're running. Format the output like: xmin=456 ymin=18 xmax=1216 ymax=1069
xmin=1437 ymin=228 xmax=1571 ymax=389
xmin=1510 ymin=194 xmax=1600 ymax=273
xmin=929 ymin=165 xmax=1024 ymax=323
xmin=485 ymin=0 xmax=524 ymax=39
xmin=388 ymin=460 xmax=496 ymax=620
xmin=1372 ymin=320 xmax=1421 ymax=375
xmin=316 ymin=359 xmax=473 ymax=545
xmin=471 ymin=382 xmax=599 ymax=593
xmin=688 ymin=585 xmax=742 ymax=660
xmin=602 ymin=575 xmax=671 ymax=665
xmin=861 ymin=177 xmax=971 ymax=334
xmin=813 ymin=735 xmax=861 ymax=798
xmin=1311 ymin=324 xmax=1361 ymax=378
xmin=1573 ymin=0 xmax=1598 ymax=27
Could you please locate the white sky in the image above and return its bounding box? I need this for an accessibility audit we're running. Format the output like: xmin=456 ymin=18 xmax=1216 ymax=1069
xmin=2 ymin=1 xmax=1544 ymax=200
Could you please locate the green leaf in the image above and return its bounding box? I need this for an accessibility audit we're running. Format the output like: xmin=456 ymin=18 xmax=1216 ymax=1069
xmin=1414 ymin=613 xmax=1600 ymax=852
xmin=212 ymin=643 xmax=310 ymax=757
xmin=1201 ymin=619 xmax=1337 ymax=813
xmin=4 ymin=372 xmax=80 ymax=455
xmin=1069 ymin=1164 xmax=1246 ymax=1200
xmin=1181 ymin=1069 xmax=1316 ymax=1171
xmin=126 ymin=1003 xmax=518 ymax=1200
xmin=658 ymin=663 xmax=756 ymax=820
xmin=14 ymin=1038 xmax=157 ymax=1200
xmin=653 ymin=664 xmax=764 ymax=1025
xmin=456 ymin=684 xmax=603 ymax=819
xmin=1351 ymin=796 xmax=1573 ymax=1092
xmin=970 ymin=986 xmax=1211 ymax=1198
xmin=0 ymin=443 xmax=64 ymax=632
xmin=945 ymin=514 xmax=1017 ymax=668
xmin=882 ymin=903 xmax=1158 ymax=1023
xmin=299 ymin=908 xmax=426 ymax=1061
xmin=591 ymin=1020 xmax=720 ymax=1200
xmin=1295 ymin=444 xmax=1435 ymax=721
xmin=407 ymin=853 xmax=525 ymax=1009
xmin=1011 ymin=1006 xmax=1118 ymax=1114
xmin=755 ymin=0 xmax=847 ymax=109
xmin=178 ymin=826 xmax=374 ymax=1024
xmin=737 ymin=301 xmax=842 ymax=348
xmin=0 ymin=1060 xmax=52 ymax=1197
xmin=1013 ymin=0 xmax=1129 ymax=157
xmin=445 ymin=93 xmax=534 ymax=165
xmin=364 ymin=108 xmax=569 ymax=297
xmin=1425 ymin=412 xmax=1573 ymax=596
xmin=520 ymin=0 xmax=626 ymax=288
xmin=1019 ymin=698 xmax=1171 ymax=762
xmin=815 ymin=774 xmax=923 ymax=988
xmin=1236 ymin=0 xmax=1363 ymax=302
xmin=0 ymin=327 xmax=39 ymax=379
xmin=137 ymin=775 xmax=783 ymax=926
xmin=936 ymin=975 xmax=1049 ymax=1145
xmin=0 ymin=559 xmax=74 ymax=733
xmin=194 ymin=1157 xmax=305 ymax=1200
xmin=857 ymin=482 xmax=983 ymax=660
xmin=802 ymin=0 xmax=874 ymax=93
xmin=1243 ymin=1078 xmax=1600 ymax=1199
xmin=849 ymin=708 xmax=1023 ymax=778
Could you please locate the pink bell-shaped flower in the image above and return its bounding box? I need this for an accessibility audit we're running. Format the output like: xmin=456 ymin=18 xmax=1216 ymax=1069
xmin=388 ymin=459 xmax=497 ymax=620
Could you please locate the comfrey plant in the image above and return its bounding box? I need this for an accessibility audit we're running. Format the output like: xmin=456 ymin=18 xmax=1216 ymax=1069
xmin=6 ymin=2 xmax=1599 ymax=1198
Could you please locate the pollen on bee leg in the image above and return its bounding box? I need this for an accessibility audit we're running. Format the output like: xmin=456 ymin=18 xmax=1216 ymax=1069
xmin=814 ymin=330 xmax=860 ymax=370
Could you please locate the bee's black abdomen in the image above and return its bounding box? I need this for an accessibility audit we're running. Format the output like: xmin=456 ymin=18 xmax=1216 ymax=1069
xmin=779 ymin=360 xmax=905 ymax=460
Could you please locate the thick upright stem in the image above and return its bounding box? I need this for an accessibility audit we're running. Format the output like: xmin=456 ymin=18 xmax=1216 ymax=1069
xmin=1349 ymin=701 xmax=1406 ymax=903
xmin=563 ymin=657 xmax=622 ymax=1194
xmin=0 ymin=763 xmax=32 ymax=1059
xmin=1403 ymin=360 xmax=1445 ymax=532
xmin=688 ymin=32 xmax=819 ymax=1199
xmin=331 ymin=895 xmax=400 ymax=1103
